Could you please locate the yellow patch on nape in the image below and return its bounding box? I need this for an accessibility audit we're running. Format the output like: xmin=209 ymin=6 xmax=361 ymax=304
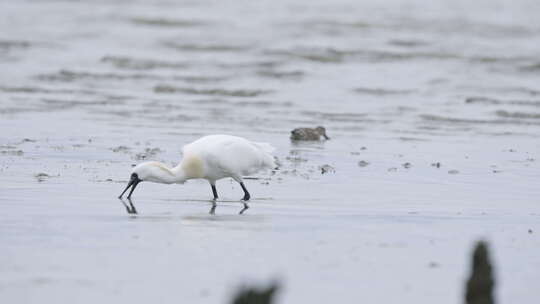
xmin=181 ymin=154 xmax=205 ymax=178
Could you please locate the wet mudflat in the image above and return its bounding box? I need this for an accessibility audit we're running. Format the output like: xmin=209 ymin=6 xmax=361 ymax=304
xmin=1 ymin=0 xmax=540 ymax=303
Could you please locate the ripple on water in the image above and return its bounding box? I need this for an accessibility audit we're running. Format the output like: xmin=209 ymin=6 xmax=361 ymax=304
xmin=299 ymin=111 xmax=368 ymax=123
xmin=0 ymin=40 xmax=31 ymax=51
xmin=101 ymin=56 xmax=190 ymax=70
xmin=353 ymin=87 xmax=416 ymax=96
xmin=495 ymin=110 xmax=540 ymax=119
xmin=154 ymin=85 xmax=272 ymax=97
xmin=265 ymin=47 xmax=460 ymax=64
xmin=129 ymin=17 xmax=210 ymax=28
xmin=36 ymin=70 xmax=163 ymax=82
xmin=420 ymin=114 xmax=540 ymax=126
xmin=163 ymin=41 xmax=252 ymax=52
xmin=256 ymin=69 xmax=304 ymax=80
xmin=465 ymin=96 xmax=540 ymax=107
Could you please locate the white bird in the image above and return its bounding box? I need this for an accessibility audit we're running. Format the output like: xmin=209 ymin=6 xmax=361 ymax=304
xmin=118 ymin=135 xmax=276 ymax=203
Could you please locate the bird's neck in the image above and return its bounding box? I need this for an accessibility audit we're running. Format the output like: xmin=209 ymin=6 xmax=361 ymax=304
xmin=149 ymin=154 xmax=204 ymax=184
xmin=169 ymin=165 xmax=189 ymax=184
xmin=149 ymin=162 xmax=188 ymax=184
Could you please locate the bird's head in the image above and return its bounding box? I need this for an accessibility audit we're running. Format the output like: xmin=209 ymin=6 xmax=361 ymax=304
xmin=118 ymin=161 xmax=174 ymax=199
xmin=315 ymin=126 xmax=330 ymax=140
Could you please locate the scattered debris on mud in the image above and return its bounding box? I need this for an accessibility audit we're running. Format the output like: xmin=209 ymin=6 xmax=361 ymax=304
xmin=111 ymin=146 xmax=131 ymax=153
xmin=135 ymin=147 xmax=163 ymax=160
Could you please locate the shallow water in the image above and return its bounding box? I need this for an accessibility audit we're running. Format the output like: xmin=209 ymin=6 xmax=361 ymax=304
xmin=1 ymin=0 xmax=540 ymax=303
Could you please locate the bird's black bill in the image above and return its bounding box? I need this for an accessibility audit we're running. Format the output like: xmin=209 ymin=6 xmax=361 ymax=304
xmin=118 ymin=173 xmax=141 ymax=199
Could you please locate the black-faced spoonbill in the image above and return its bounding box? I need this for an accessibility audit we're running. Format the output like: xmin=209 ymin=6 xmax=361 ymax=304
xmin=290 ymin=126 xmax=330 ymax=141
xmin=118 ymin=135 xmax=276 ymax=203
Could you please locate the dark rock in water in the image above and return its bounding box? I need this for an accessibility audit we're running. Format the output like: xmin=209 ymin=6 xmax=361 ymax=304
xmin=402 ymin=162 xmax=412 ymax=169
xmin=290 ymin=126 xmax=329 ymax=141
xmin=231 ymin=282 xmax=279 ymax=304
xmin=465 ymin=241 xmax=495 ymax=304
xmin=358 ymin=160 xmax=370 ymax=167
xmin=34 ymin=173 xmax=50 ymax=182
xmin=431 ymin=162 xmax=441 ymax=168
xmin=320 ymin=164 xmax=335 ymax=174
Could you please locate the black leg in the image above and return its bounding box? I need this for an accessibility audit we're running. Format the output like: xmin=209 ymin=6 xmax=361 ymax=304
xmin=239 ymin=202 xmax=249 ymax=215
xmin=211 ymin=184 xmax=218 ymax=200
xmin=209 ymin=201 xmax=216 ymax=215
xmin=240 ymin=182 xmax=250 ymax=201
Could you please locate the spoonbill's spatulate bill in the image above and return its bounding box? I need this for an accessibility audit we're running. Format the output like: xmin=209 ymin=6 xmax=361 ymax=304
xmin=118 ymin=135 xmax=276 ymax=201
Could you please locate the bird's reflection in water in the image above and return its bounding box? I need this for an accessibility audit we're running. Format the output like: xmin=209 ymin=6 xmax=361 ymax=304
xmin=119 ymin=198 xmax=137 ymax=214
xmin=209 ymin=201 xmax=249 ymax=215
xmin=119 ymin=198 xmax=249 ymax=215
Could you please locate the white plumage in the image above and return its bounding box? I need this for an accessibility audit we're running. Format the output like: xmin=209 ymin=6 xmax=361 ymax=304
xmin=118 ymin=135 xmax=276 ymax=202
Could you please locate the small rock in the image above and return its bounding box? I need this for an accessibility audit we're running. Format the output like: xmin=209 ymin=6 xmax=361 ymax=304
xmin=402 ymin=162 xmax=412 ymax=169
xmin=320 ymin=164 xmax=335 ymax=174
xmin=528 ymin=229 xmax=533 ymax=234
xmin=387 ymin=167 xmax=398 ymax=172
xmin=431 ymin=162 xmax=441 ymax=168
xmin=448 ymin=169 xmax=459 ymax=174
xmin=428 ymin=262 xmax=440 ymax=268
xmin=231 ymin=282 xmax=279 ymax=304
xmin=360 ymin=146 xmax=367 ymax=150
xmin=34 ymin=173 xmax=50 ymax=182
xmin=358 ymin=160 xmax=370 ymax=167
xmin=465 ymin=241 xmax=495 ymax=304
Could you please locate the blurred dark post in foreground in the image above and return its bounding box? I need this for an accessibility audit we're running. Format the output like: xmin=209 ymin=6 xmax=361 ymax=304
xmin=465 ymin=241 xmax=495 ymax=304
xmin=231 ymin=282 xmax=279 ymax=304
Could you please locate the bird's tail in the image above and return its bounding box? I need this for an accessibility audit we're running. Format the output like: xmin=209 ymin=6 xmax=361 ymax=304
xmin=252 ymin=142 xmax=277 ymax=169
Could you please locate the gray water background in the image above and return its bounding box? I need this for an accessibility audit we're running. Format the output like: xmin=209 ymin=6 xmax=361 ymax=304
xmin=1 ymin=0 xmax=540 ymax=303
